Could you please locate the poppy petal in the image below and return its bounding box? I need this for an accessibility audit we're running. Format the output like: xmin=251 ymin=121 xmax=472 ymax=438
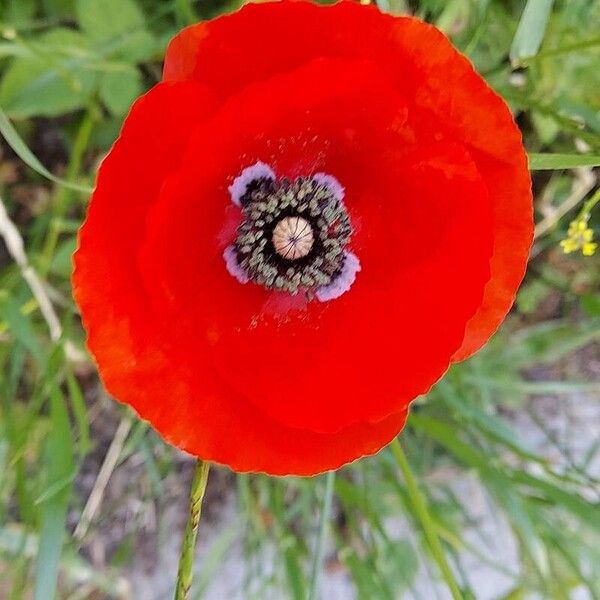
xmin=138 ymin=58 xmax=493 ymax=433
xmin=74 ymin=1 xmax=532 ymax=474
xmin=164 ymin=0 xmax=533 ymax=361
xmin=74 ymin=80 xmax=216 ymax=337
xmin=73 ymin=69 xmax=409 ymax=475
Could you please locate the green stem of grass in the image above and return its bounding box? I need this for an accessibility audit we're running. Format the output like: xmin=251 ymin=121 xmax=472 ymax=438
xmin=519 ymin=36 xmax=600 ymax=63
xmin=39 ymin=108 xmax=94 ymax=275
xmin=174 ymin=460 xmax=210 ymax=600
xmin=390 ymin=438 xmax=464 ymax=600
xmin=308 ymin=470 xmax=335 ymax=600
xmin=582 ymin=188 xmax=600 ymax=215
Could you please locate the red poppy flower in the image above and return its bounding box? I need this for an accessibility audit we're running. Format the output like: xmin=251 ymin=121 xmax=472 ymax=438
xmin=73 ymin=0 xmax=532 ymax=475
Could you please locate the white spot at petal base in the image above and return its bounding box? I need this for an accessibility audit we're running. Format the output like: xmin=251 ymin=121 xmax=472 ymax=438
xmin=312 ymin=172 xmax=345 ymax=202
xmin=223 ymin=245 xmax=250 ymax=284
xmin=228 ymin=161 xmax=276 ymax=206
xmin=316 ymin=251 xmax=361 ymax=302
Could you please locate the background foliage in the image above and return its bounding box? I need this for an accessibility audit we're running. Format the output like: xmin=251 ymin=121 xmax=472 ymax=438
xmin=0 ymin=0 xmax=599 ymax=598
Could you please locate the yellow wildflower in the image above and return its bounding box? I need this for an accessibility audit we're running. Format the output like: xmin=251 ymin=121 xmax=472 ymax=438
xmin=560 ymin=214 xmax=597 ymax=256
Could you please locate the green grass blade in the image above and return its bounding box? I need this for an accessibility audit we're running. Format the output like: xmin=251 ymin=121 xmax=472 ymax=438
xmin=509 ymin=470 xmax=600 ymax=532
xmin=0 ymin=105 xmax=93 ymax=193
xmin=33 ymin=386 xmax=75 ymax=600
xmin=193 ymin=524 xmax=239 ymax=600
xmin=483 ymin=475 xmax=549 ymax=578
xmin=390 ymin=439 xmax=464 ymax=600
xmin=521 ymin=36 xmax=600 ymax=63
xmin=65 ymin=368 xmax=91 ymax=459
xmin=528 ymin=153 xmax=600 ymax=170
xmin=510 ymin=0 xmax=555 ymax=64
xmin=0 ymin=292 xmax=45 ymax=367
xmin=270 ymin=484 xmax=306 ymax=600
xmin=308 ymin=470 xmax=335 ymax=600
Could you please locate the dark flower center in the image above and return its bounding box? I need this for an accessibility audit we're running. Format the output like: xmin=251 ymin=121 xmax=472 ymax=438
xmin=233 ymin=176 xmax=353 ymax=295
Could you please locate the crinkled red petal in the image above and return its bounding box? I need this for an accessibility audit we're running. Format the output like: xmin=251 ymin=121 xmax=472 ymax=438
xmin=164 ymin=0 xmax=533 ymax=361
xmin=139 ymin=58 xmax=492 ymax=433
xmin=73 ymin=79 xmax=410 ymax=475
xmin=74 ymin=1 xmax=533 ymax=474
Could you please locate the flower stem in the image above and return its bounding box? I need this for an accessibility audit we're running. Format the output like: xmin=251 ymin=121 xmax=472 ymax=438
xmin=582 ymin=187 xmax=600 ymax=215
xmin=308 ymin=470 xmax=336 ymax=600
xmin=390 ymin=438 xmax=464 ymax=600
xmin=174 ymin=459 xmax=210 ymax=600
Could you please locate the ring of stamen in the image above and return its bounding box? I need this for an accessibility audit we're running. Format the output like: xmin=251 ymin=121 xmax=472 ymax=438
xmin=225 ymin=170 xmax=356 ymax=297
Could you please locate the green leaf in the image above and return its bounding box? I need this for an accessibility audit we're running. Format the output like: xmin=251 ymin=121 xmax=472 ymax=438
xmin=340 ymin=547 xmax=383 ymax=598
xmin=76 ymin=0 xmax=156 ymax=62
xmin=410 ymin=414 xmax=489 ymax=469
xmin=0 ymin=29 xmax=97 ymax=118
xmin=581 ymin=293 xmax=600 ymax=317
xmin=510 ymin=0 xmax=555 ymax=64
xmin=99 ymin=67 xmax=143 ymax=116
xmin=269 ymin=483 xmax=306 ymax=600
xmin=4 ymin=0 xmax=37 ymax=26
xmin=0 ymin=526 xmax=128 ymax=596
xmin=65 ymin=369 xmax=91 ymax=459
xmin=516 ymin=279 xmax=552 ymax=315
xmin=500 ymin=588 xmax=526 ymax=600
xmin=49 ymin=238 xmax=77 ymax=278
xmin=528 ymin=153 xmax=600 ymax=170
xmin=308 ymin=471 xmax=336 ymax=600
xmin=194 ymin=525 xmax=239 ymax=599
xmin=531 ymin=111 xmax=561 ymax=145
xmin=0 ymin=292 xmax=45 ymax=367
xmin=505 ymin=319 xmax=600 ymax=368
xmin=390 ymin=439 xmax=464 ymax=600
xmin=0 ymin=106 xmax=93 ymax=193
xmin=484 ymin=475 xmax=549 ymax=577
xmin=0 ymin=42 xmax=36 ymax=61
xmin=33 ymin=387 xmax=75 ymax=600
xmin=441 ymin=389 xmax=541 ymax=462
xmin=509 ymin=471 xmax=600 ymax=532
xmin=174 ymin=0 xmax=198 ymax=25
xmin=76 ymin=0 xmax=143 ymax=40
xmin=385 ymin=540 xmax=419 ymax=591
xmin=42 ymin=0 xmax=76 ymax=18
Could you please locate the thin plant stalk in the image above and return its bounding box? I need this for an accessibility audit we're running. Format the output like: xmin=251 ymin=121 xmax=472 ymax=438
xmin=390 ymin=438 xmax=464 ymax=600
xmin=308 ymin=470 xmax=336 ymax=600
xmin=40 ymin=107 xmax=95 ymax=274
xmin=174 ymin=460 xmax=211 ymax=600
